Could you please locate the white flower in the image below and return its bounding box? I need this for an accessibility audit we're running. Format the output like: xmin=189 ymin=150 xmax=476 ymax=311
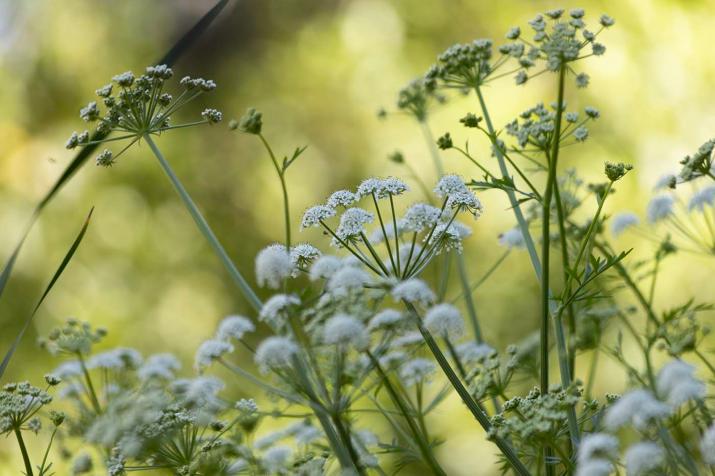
xmin=399 ymin=243 xmax=422 ymax=263
xmin=87 ymin=348 xmax=143 ymax=370
xmin=262 ymin=446 xmax=292 ymax=474
xmin=610 ymin=212 xmax=639 ymax=237
xmin=446 ymin=190 xmax=483 ymax=218
xmin=382 ymin=177 xmax=409 ymax=196
xmin=216 ymin=315 xmax=255 ymax=342
xmin=391 ymin=279 xmax=436 ymax=306
xmin=290 ymin=244 xmax=321 ymax=270
xmin=423 ymin=303 xmax=464 ymax=338
xmin=255 ymin=244 xmax=294 ymax=289
xmin=334 ymin=208 xmax=374 ymax=243
xmin=323 ymin=314 xmax=369 ymax=350
xmin=646 ymin=195 xmax=674 ymax=223
xmin=400 ymin=358 xmax=436 ymax=386
xmin=688 ymin=185 xmax=715 ymax=213
xmin=656 ymin=359 xmax=705 ymax=407
xmin=368 ymin=309 xmax=404 ymax=330
xmin=498 ymin=227 xmax=526 ymax=248
xmin=369 ymin=221 xmax=401 ymax=244
xmin=138 ymin=353 xmax=181 ymax=380
xmin=653 ymin=173 xmax=677 ymax=191
xmin=71 ymin=453 xmax=93 ymax=474
xmin=259 ymin=294 xmax=300 ymax=328
xmin=402 ymin=203 xmax=442 ymax=232
xmin=309 ymin=255 xmax=344 ymax=281
xmin=172 ymin=376 xmax=225 ymax=411
xmin=195 ymin=339 xmax=234 ymax=371
xmin=327 ymin=190 xmax=358 ymax=208
xmin=429 ymin=221 xmax=472 ymax=252
xmin=456 ymin=342 xmax=494 ymax=364
xmin=624 ymin=442 xmax=664 ymax=476
xmin=327 ymin=266 xmax=371 ymax=295
xmin=356 ymin=177 xmax=408 ymax=199
xmin=434 ymin=174 xmax=468 ymax=197
xmin=700 ymin=424 xmax=715 ymax=465
xmin=255 ymin=337 xmax=298 ymax=373
xmin=577 ymin=433 xmax=619 ymax=465
xmin=392 ymin=331 xmax=424 ymax=348
xmin=301 ymin=205 xmax=335 ymax=228
xmin=603 ymin=390 xmax=670 ymax=431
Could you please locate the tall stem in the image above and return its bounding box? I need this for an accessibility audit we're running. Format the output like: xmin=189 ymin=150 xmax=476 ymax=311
xmin=541 ymin=65 xmax=566 ymax=396
xmin=258 ymin=134 xmax=291 ymax=249
xmin=144 ymin=134 xmax=262 ymax=312
xmin=14 ymin=427 xmax=33 ymax=476
xmin=403 ymin=301 xmax=531 ymax=476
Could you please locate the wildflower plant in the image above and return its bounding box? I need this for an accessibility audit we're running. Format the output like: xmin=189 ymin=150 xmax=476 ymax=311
xmin=4 ymin=6 xmax=715 ymax=476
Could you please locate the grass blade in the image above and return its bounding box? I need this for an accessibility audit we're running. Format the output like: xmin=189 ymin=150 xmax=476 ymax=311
xmin=0 ymin=208 xmax=94 ymax=380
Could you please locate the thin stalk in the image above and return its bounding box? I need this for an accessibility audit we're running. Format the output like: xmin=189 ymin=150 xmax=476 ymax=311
xmin=456 ymin=255 xmax=483 ymax=343
xmin=14 ymin=428 xmax=33 ymax=476
xmin=450 ymin=249 xmax=510 ymax=303
xmin=144 ymin=134 xmax=262 ymax=312
xmin=552 ymin=177 xmax=577 ymax=376
xmin=540 ymin=65 xmax=567 ymax=397
xmin=78 ymin=354 xmax=101 ymax=414
xmin=258 ymin=134 xmax=291 ymax=249
xmin=420 ymin=121 xmax=445 ymax=177
xmin=474 ymin=85 xmax=543 ymax=281
xmin=389 ymin=195 xmax=401 ymax=273
xmin=372 ymin=194 xmax=397 ymax=275
xmin=403 ymin=301 xmax=531 ymax=476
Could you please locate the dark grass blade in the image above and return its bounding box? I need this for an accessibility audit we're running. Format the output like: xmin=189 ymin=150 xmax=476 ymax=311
xmin=0 ymin=208 xmax=94 ymax=380
xmin=0 ymin=0 xmax=230 ymax=308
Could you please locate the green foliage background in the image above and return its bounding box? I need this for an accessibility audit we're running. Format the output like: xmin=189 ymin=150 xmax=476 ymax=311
xmin=0 ymin=0 xmax=713 ymax=473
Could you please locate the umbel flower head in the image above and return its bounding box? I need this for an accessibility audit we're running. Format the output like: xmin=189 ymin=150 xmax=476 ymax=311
xmin=66 ymin=65 xmax=220 ymax=166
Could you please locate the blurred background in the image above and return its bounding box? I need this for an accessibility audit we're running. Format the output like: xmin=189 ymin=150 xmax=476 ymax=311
xmin=1 ymin=0 xmax=714 ymax=473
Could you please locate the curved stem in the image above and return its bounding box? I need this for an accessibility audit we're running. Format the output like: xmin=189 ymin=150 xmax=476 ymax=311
xmin=144 ymin=134 xmax=262 ymax=312
xmin=258 ymin=134 xmax=291 ymax=249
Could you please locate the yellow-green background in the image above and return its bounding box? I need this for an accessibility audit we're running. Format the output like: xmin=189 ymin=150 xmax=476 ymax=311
xmin=1 ymin=0 xmax=713 ymax=473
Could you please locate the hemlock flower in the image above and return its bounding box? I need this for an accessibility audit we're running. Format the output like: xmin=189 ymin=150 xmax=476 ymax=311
xmin=434 ymin=174 xmax=468 ymax=197
xmin=604 ymin=162 xmax=633 ymax=182
xmin=262 ymin=445 xmax=292 ymax=473
xmin=399 ymin=358 xmax=436 ymax=386
xmin=195 ymin=339 xmax=234 ymax=371
xmin=326 ymin=266 xmax=371 ymax=295
xmin=391 ymin=279 xmax=436 ymax=306
xmin=610 ymin=212 xmax=639 ymax=237
xmin=577 ymin=433 xmax=619 ymax=466
xmin=603 ymin=389 xmax=670 ymax=431
xmin=402 ymin=203 xmax=442 ymax=232
xmin=334 ymin=208 xmax=374 ymax=244
xmin=498 ymin=227 xmax=526 ymax=248
xmin=309 ymin=255 xmax=344 ymax=281
xmin=259 ymin=294 xmax=301 ymax=329
xmin=255 ymin=244 xmax=294 ymax=289
xmin=236 ymin=107 xmax=263 ymax=134
xmin=137 ymin=353 xmax=181 ymax=381
xmin=88 ymin=347 xmax=143 ymax=370
xmin=216 ymin=315 xmax=256 ymax=342
xmin=368 ymin=309 xmax=404 ymax=331
xmin=424 ymin=303 xmax=465 ymax=339
xmin=646 ymin=195 xmax=675 ymax=223
xmin=301 ymin=205 xmax=336 ymax=229
xmin=688 ymin=185 xmax=715 ymax=212
xmin=327 ymin=190 xmax=358 ymax=208
xmin=624 ymin=442 xmax=664 ymax=476
xmin=255 ymin=337 xmax=299 ymax=373
xmin=656 ymin=359 xmax=705 ymax=407
xmin=456 ymin=342 xmax=495 ymax=364
xmin=67 ymin=65 xmax=220 ymax=165
xmin=323 ymin=314 xmax=369 ymax=350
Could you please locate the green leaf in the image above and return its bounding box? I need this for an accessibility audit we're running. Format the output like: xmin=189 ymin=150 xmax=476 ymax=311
xmin=0 ymin=0 xmax=230 ymax=312
xmin=0 ymin=208 xmax=94 ymax=380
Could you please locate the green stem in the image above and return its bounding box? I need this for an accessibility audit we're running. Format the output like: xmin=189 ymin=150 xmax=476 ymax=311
xmin=144 ymin=134 xmax=262 ymax=312
xmin=258 ymin=134 xmax=291 ymax=249
xmin=403 ymin=301 xmax=531 ymax=476
xmin=14 ymin=427 xmax=33 ymax=476
xmin=78 ymin=354 xmax=101 ymax=414
xmin=456 ymin=255 xmax=483 ymax=343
